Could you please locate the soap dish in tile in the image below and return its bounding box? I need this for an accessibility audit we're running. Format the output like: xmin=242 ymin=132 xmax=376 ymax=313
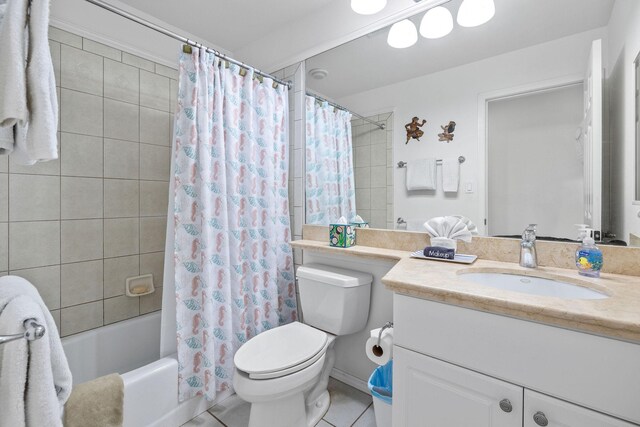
xmin=126 ymin=274 xmax=155 ymax=297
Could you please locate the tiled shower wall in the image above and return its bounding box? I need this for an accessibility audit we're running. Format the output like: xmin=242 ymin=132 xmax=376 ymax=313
xmin=0 ymin=26 xmax=177 ymax=337
xmin=352 ymin=112 xmax=394 ymax=229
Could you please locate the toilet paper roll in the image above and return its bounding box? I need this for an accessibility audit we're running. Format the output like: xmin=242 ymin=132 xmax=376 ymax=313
xmin=366 ymin=327 xmax=393 ymax=365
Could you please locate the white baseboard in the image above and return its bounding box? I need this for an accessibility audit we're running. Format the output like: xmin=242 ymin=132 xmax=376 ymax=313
xmin=330 ymin=368 xmax=370 ymax=395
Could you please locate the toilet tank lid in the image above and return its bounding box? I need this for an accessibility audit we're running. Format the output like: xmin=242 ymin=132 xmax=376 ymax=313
xmin=296 ymin=264 xmax=373 ymax=287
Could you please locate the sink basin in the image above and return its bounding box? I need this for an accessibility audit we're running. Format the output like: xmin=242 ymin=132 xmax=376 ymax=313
xmin=459 ymin=272 xmax=608 ymax=300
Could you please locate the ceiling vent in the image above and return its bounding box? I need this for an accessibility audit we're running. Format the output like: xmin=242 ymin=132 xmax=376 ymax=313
xmin=309 ymin=68 xmax=329 ymax=80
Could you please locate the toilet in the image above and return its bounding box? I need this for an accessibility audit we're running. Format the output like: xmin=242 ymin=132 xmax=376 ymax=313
xmin=233 ymin=263 xmax=373 ymax=427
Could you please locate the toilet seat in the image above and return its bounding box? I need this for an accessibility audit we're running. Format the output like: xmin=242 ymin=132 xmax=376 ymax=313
xmin=234 ymin=322 xmax=328 ymax=380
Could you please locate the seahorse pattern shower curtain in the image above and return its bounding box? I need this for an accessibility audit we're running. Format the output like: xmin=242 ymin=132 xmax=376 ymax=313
xmin=305 ymin=96 xmax=356 ymax=224
xmin=173 ymin=48 xmax=297 ymax=401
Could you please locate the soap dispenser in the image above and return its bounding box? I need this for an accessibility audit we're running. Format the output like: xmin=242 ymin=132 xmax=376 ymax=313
xmin=575 ymin=229 xmax=603 ymax=278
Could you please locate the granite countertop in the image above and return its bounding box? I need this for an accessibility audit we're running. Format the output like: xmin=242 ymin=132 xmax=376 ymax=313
xmin=291 ymin=239 xmax=640 ymax=344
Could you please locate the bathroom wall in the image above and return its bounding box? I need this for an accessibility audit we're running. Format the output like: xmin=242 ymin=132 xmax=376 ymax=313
xmin=0 ymin=26 xmax=176 ymax=337
xmin=337 ymin=28 xmax=606 ymax=232
xmin=352 ymin=112 xmax=395 ymax=229
xmin=487 ymin=85 xmax=584 ymax=238
xmin=607 ymin=0 xmax=640 ymax=244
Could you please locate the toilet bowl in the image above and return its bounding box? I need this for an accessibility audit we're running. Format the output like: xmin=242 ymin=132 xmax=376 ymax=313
xmin=233 ymin=264 xmax=373 ymax=427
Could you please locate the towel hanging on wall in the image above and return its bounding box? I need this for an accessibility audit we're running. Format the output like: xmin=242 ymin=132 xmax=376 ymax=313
xmin=442 ymin=158 xmax=460 ymax=193
xmin=406 ymin=158 xmax=437 ymax=191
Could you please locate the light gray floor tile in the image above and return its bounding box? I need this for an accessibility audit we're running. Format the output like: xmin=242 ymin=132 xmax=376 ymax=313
xmin=182 ymin=411 xmax=226 ymax=427
xmin=323 ymin=378 xmax=372 ymax=427
xmin=352 ymin=404 xmax=376 ymax=427
xmin=208 ymin=394 xmax=251 ymax=427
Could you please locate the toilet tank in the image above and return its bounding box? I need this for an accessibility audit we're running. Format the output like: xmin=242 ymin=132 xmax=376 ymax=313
xmin=296 ymin=264 xmax=373 ymax=336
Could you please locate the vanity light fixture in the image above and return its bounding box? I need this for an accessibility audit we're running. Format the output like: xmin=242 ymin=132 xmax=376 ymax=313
xmin=387 ymin=19 xmax=418 ymax=49
xmin=351 ymin=0 xmax=387 ymax=15
xmin=457 ymin=0 xmax=495 ymax=27
xmin=419 ymin=6 xmax=453 ymax=39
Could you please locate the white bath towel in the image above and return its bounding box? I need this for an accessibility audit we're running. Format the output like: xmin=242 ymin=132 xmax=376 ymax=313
xmin=0 ymin=0 xmax=28 ymax=155
xmin=406 ymin=158 xmax=436 ymax=191
xmin=442 ymin=158 xmax=460 ymax=193
xmin=0 ymin=275 xmax=72 ymax=427
xmin=0 ymin=0 xmax=58 ymax=164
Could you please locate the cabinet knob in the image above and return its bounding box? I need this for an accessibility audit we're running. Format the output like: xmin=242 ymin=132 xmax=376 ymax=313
xmin=533 ymin=411 xmax=549 ymax=426
xmin=499 ymin=399 xmax=512 ymax=413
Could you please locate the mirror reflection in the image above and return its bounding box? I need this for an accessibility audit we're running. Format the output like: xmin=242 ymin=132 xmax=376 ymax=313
xmin=305 ymin=0 xmax=640 ymax=246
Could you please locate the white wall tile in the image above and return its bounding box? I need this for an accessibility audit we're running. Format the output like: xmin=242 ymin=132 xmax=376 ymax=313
xmin=371 ymin=187 xmax=386 ymax=210
xmin=140 ymin=217 xmax=166 ymax=253
xmin=104 ymin=59 xmax=139 ymax=104
xmin=140 ymin=181 xmax=169 ymax=217
xmin=0 ymin=156 xmax=7 ymax=173
xmin=9 ymin=175 xmax=60 ymax=221
xmin=48 ymin=26 xmax=82 ymax=48
xmin=140 ymin=107 xmax=170 ymax=146
xmin=140 ymin=70 xmax=170 ymax=111
xmin=122 ymin=52 xmax=154 ymax=72
xmin=370 ymin=166 xmax=386 ymax=188
xmin=60 ymin=133 xmax=103 ymax=177
xmin=82 ymin=38 xmax=121 ymax=62
xmin=9 ymin=149 xmax=61 ymax=175
xmin=104 ymin=179 xmax=139 ymax=218
xmin=104 ymin=139 xmax=139 ymax=179
xmin=61 ymin=177 xmax=103 ymax=219
xmin=61 ymin=45 xmax=103 ymax=96
xmin=61 ymin=219 xmax=103 ymax=263
xmin=104 ymin=218 xmax=139 ymax=257
xmin=140 ymin=144 xmax=170 ymax=181
xmin=154 ymin=63 xmax=178 ymax=80
xmin=61 ymin=301 xmax=103 ymax=336
xmin=104 ymin=255 xmax=139 ymax=298
xmin=140 ymin=251 xmax=164 ymax=286
xmin=50 ymin=40 xmax=61 ymax=87
xmin=9 ymin=221 xmax=60 ymax=270
xmin=60 ymin=89 xmax=103 ymax=136
xmin=61 ymin=260 xmax=103 ymax=307
xmin=104 ymin=99 xmax=139 ymax=142
xmin=140 ymin=286 xmax=162 ymax=314
xmin=104 ymin=295 xmax=139 ymax=324
xmin=12 ymin=265 xmax=61 ymax=310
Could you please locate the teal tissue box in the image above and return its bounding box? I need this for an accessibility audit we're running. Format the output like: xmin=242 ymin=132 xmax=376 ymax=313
xmin=329 ymin=224 xmax=356 ymax=248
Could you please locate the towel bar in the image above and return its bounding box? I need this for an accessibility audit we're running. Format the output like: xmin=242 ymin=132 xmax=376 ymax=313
xmin=0 ymin=318 xmax=46 ymax=345
xmin=397 ymin=156 xmax=465 ymax=168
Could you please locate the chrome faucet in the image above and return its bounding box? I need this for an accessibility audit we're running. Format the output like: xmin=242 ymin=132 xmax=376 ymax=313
xmin=519 ymin=224 xmax=538 ymax=268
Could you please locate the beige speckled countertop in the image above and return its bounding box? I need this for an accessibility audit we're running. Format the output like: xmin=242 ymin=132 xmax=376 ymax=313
xmin=291 ymin=238 xmax=640 ymax=344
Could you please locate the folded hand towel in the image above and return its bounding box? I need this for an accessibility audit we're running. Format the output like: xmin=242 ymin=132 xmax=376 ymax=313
xmin=0 ymin=276 xmax=72 ymax=427
xmin=64 ymin=374 xmax=124 ymax=427
xmin=406 ymin=158 xmax=437 ymax=191
xmin=424 ymin=216 xmax=473 ymax=242
xmin=442 ymin=158 xmax=459 ymax=193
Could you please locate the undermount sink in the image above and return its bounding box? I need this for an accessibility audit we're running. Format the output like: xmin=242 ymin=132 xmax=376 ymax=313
xmin=459 ymin=271 xmax=609 ymax=300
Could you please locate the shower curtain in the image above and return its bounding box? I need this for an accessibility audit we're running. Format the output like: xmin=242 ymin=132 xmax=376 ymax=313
xmin=305 ymin=96 xmax=356 ymax=224
xmin=172 ymin=48 xmax=297 ymax=401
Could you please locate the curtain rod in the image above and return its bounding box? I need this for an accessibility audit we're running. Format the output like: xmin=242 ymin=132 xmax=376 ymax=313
xmin=83 ymin=0 xmax=292 ymax=89
xmin=306 ymin=92 xmax=386 ymax=130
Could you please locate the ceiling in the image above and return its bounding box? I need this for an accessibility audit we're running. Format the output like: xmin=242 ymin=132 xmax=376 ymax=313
xmin=306 ymin=0 xmax=615 ymax=99
xmin=118 ymin=0 xmax=336 ymax=52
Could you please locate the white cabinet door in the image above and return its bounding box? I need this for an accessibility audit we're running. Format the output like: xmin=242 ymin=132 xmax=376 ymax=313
xmin=393 ymin=346 xmax=523 ymax=427
xmin=524 ymin=390 xmax=637 ymax=427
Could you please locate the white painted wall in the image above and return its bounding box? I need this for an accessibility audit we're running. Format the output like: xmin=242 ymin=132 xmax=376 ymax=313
xmin=487 ymin=85 xmax=584 ymax=239
xmin=303 ymin=252 xmax=395 ymax=390
xmin=338 ymin=28 xmax=606 ymax=233
xmin=607 ymin=0 xmax=640 ymax=244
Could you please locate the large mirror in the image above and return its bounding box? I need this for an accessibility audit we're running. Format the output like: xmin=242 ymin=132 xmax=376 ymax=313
xmin=304 ymin=0 xmax=640 ymax=246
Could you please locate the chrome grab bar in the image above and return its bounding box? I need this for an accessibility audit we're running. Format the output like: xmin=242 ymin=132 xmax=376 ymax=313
xmin=0 ymin=318 xmax=46 ymax=345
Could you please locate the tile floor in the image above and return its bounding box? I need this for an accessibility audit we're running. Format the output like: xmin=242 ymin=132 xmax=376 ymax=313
xmin=182 ymin=378 xmax=376 ymax=427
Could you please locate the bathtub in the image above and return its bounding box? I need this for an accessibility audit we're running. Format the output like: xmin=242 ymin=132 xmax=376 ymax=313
xmin=61 ymin=312 xmax=227 ymax=427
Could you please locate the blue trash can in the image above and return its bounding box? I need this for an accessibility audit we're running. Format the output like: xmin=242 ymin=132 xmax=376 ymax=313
xmin=368 ymin=360 xmax=392 ymax=427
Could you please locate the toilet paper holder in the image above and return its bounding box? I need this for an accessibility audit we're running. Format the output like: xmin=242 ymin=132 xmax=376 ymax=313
xmin=372 ymin=321 xmax=394 ymax=357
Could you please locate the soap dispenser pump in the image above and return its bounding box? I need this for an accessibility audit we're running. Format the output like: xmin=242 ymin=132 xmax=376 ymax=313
xmin=575 ymin=229 xmax=603 ymax=278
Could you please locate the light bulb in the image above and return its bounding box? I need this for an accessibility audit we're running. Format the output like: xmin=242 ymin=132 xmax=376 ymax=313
xmin=351 ymin=0 xmax=387 ymax=15
xmin=419 ymin=6 xmax=453 ymax=39
xmin=457 ymin=0 xmax=495 ymax=27
xmin=387 ymin=19 xmax=418 ymax=49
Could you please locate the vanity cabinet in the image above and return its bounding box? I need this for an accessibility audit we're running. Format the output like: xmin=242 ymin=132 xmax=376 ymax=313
xmin=394 ymin=346 xmax=635 ymax=426
xmin=392 ymin=294 xmax=640 ymax=426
